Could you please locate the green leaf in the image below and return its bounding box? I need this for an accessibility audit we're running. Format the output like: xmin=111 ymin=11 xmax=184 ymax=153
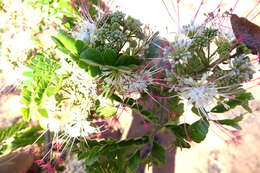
xmin=116 ymin=137 xmax=147 ymax=148
xmin=51 ymin=36 xmax=65 ymax=48
xmin=58 ymin=0 xmax=79 ymax=18
xmin=80 ymin=58 xmax=101 ymax=67
xmin=38 ymin=108 xmax=48 ymax=118
xmin=0 ymin=121 xmax=27 ymax=142
xmin=57 ymin=30 xmax=78 ymax=54
xmin=165 ymin=123 xmax=191 ymax=148
xmin=216 ymin=115 xmax=243 ymax=130
xmin=188 ymin=119 xmax=209 ymax=143
xmin=174 ymin=137 xmax=191 ymax=149
xmin=78 ymin=60 xmax=89 ymax=71
xmin=111 ymin=94 xmax=123 ymax=102
xmin=58 ymin=46 xmax=72 ymax=55
xmin=151 ymin=141 xmax=166 ymax=166
xmin=80 ymin=48 xmax=118 ymax=66
xmin=46 ymin=86 xmax=59 ymax=96
xmin=101 ymin=49 xmax=118 ymax=65
xmin=22 ymin=87 xmax=32 ymax=98
xmin=80 ymin=48 xmax=103 ymax=65
xmin=128 ymin=150 xmax=141 ymax=173
xmin=21 ymin=97 xmax=31 ymax=107
xmin=21 ymin=88 xmax=32 ymax=106
xmin=96 ymin=106 xmax=117 ymax=118
xmin=75 ymin=40 xmax=88 ymax=53
xmin=241 ymin=104 xmax=252 ymax=113
xmin=10 ymin=126 xmax=43 ymax=151
xmin=88 ymin=65 xmax=101 ymax=77
xmin=236 ymin=92 xmax=254 ymax=100
xmin=211 ymin=92 xmax=253 ymax=113
xmin=167 ymin=95 xmax=184 ymax=118
xmin=21 ymin=107 xmax=30 ymax=121
xmin=165 ymin=123 xmax=190 ymax=139
xmin=22 ymin=71 xmax=33 ymax=77
xmin=34 ymin=97 xmax=41 ymax=105
xmin=211 ymin=101 xmax=237 ymax=113
xmin=88 ymin=6 xmax=97 ymax=17
xmin=191 ymin=107 xmax=204 ymax=116
xmin=140 ymin=110 xmax=158 ymax=123
xmin=115 ymin=55 xmax=141 ymax=66
xmin=124 ymin=98 xmax=135 ymax=106
xmin=85 ymin=153 xmax=100 ymax=166
xmin=131 ymin=104 xmax=143 ymax=110
xmin=78 ymin=145 xmax=103 ymax=166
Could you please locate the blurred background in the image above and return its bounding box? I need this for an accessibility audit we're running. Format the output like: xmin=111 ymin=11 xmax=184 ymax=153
xmin=1 ymin=0 xmax=260 ymax=172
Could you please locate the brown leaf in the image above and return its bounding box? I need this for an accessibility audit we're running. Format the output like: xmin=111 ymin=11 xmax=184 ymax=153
xmin=230 ymin=14 xmax=260 ymax=55
xmin=0 ymin=150 xmax=35 ymax=173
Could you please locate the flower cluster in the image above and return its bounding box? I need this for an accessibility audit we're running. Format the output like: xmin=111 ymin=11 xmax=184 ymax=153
xmin=0 ymin=0 xmax=259 ymax=173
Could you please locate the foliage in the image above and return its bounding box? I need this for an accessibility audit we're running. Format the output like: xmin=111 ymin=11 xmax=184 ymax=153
xmin=0 ymin=0 xmax=258 ymax=172
xmin=216 ymin=115 xmax=244 ymax=130
xmin=77 ymin=137 xmax=148 ymax=173
xmin=0 ymin=121 xmax=27 ymax=143
xmin=0 ymin=122 xmax=43 ymax=155
xmin=21 ymin=55 xmax=62 ymax=121
xmin=211 ymin=92 xmax=254 ymax=113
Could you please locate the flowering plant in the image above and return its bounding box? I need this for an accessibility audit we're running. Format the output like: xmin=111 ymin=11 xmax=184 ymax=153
xmin=0 ymin=0 xmax=259 ymax=172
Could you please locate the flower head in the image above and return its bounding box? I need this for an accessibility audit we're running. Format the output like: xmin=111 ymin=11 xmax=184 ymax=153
xmin=177 ymin=74 xmax=219 ymax=110
xmin=73 ymin=21 xmax=97 ymax=44
xmin=65 ymin=117 xmax=97 ymax=138
xmin=129 ymin=66 xmax=160 ymax=93
xmin=181 ymin=22 xmax=205 ymax=38
xmin=100 ymin=65 xmax=162 ymax=97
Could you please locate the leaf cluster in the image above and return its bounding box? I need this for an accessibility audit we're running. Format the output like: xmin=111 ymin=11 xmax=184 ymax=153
xmin=21 ymin=55 xmax=61 ymax=121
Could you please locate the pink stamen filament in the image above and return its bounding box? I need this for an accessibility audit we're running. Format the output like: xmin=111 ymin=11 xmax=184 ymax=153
xmin=177 ymin=0 xmax=181 ymax=33
xmin=246 ymin=1 xmax=260 ymax=18
xmin=193 ymin=0 xmax=205 ymax=23
xmin=161 ymin=0 xmax=177 ymax=25
xmin=231 ymin=0 xmax=240 ymax=13
xmin=145 ymin=90 xmax=170 ymax=113
xmin=170 ymin=0 xmax=177 ymax=17
xmin=213 ymin=0 xmax=224 ymax=13
xmin=250 ymin=11 xmax=260 ymax=21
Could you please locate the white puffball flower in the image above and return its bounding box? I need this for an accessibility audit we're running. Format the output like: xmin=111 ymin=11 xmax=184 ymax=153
xmin=173 ymin=35 xmax=192 ymax=50
xmin=65 ymin=120 xmax=97 ymax=138
xmin=47 ymin=118 xmax=60 ymax=133
xmin=40 ymin=118 xmax=60 ymax=133
xmin=181 ymin=84 xmax=218 ymax=109
xmin=181 ymin=22 xmax=205 ymax=37
xmin=177 ymin=74 xmax=219 ymax=110
xmin=128 ymin=67 xmax=160 ymax=94
xmin=74 ymin=21 xmax=97 ymax=44
xmin=171 ymin=34 xmax=192 ymax=64
xmin=64 ymin=109 xmax=97 ymax=138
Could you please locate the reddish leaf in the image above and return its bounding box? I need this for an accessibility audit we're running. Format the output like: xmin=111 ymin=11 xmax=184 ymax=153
xmin=230 ymin=14 xmax=260 ymax=55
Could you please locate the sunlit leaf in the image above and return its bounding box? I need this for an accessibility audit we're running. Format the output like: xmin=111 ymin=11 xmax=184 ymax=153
xmin=151 ymin=141 xmax=166 ymax=166
xmin=21 ymin=107 xmax=30 ymax=121
xmin=96 ymin=106 xmax=117 ymax=118
xmin=57 ymin=30 xmax=78 ymax=54
xmin=216 ymin=115 xmax=243 ymax=130
xmin=38 ymin=108 xmax=48 ymax=117
xmin=188 ymin=119 xmax=209 ymax=143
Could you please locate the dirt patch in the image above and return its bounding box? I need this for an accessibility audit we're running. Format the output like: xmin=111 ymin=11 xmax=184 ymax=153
xmin=175 ymin=99 xmax=260 ymax=173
